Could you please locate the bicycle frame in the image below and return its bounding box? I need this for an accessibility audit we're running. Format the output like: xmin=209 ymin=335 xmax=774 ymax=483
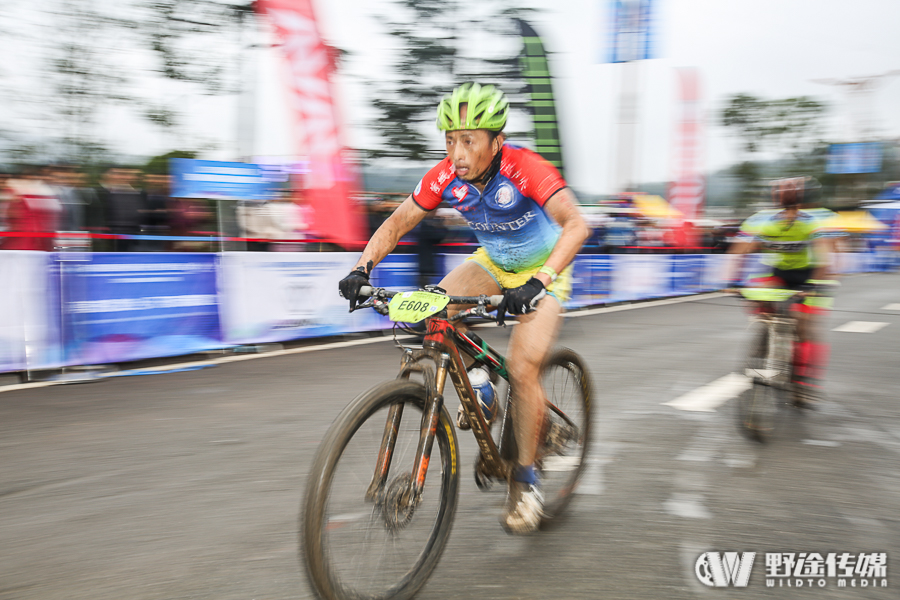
xmin=365 ymin=314 xmax=514 ymax=507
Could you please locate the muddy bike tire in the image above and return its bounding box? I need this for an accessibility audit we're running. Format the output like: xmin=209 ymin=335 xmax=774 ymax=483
xmin=536 ymin=348 xmax=594 ymax=524
xmin=301 ymin=380 xmax=460 ymax=600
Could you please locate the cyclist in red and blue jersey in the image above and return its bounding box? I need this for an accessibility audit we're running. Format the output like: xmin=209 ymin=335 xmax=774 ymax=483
xmin=339 ymin=82 xmax=590 ymax=534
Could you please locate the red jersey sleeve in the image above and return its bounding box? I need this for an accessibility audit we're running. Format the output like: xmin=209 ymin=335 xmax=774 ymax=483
xmin=500 ymin=146 xmax=566 ymax=207
xmin=412 ymin=157 xmax=455 ymax=210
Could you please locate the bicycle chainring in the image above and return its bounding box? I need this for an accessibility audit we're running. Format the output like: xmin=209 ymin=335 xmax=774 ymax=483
xmin=473 ymin=455 xmax=494 ymax=491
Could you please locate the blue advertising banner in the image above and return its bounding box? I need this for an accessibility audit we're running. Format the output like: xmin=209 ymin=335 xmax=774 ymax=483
xmin=371 ymin=254 xmax=420 ymax=291
xmin=61 ymin=254 xmax=222 ymax=364
xmin=569 ymin=255 xmax=613 ymax=308
xmin=826 ymin=143 xmax=883 ymax=174
xmin=606 ymin=0 xmax=657 ymax=63
xmin=170 ymin=158 xmax=279 ymax=200
xmin=0 ymin=250 xmax=889 ymax=374
xmin=669 ymin=254 xmax=707 ymax=295
xmin=218 ymin=252 xmax=386 ymax=345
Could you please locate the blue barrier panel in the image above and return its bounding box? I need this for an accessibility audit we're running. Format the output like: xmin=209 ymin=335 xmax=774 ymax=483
xmin=371 ymin=254 xmax=419 ymax=291
xmin=568 ymin=255 xmax=613 ymax=308
xmin=218 ymin=252 xmax=386 ymax=344
xmin=610 ymin=254 xmax=670 ymax=302
xmin=0 ymin=249 xmax=885 ymax=375
xmin=872 ymin=245 xmax=898 ymax=272
xmin=669 ymin=254 xmax=706 ymax=295
xmin=60 ymin=253 xmax=222 ymax=365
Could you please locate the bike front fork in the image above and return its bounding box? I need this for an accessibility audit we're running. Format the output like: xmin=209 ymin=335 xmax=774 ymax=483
xmin=366 ymin=352 xmax=450 ymax=508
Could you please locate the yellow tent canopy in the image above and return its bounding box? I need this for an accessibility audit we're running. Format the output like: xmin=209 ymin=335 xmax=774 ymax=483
xmin=632 ymin=195 xmax=683 ymax=219
xmin=821 ymin=210 xmax=888 ymax=233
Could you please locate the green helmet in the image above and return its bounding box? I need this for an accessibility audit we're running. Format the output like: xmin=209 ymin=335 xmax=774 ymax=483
xmin=436 ymin=82 xmax=508 ymax=132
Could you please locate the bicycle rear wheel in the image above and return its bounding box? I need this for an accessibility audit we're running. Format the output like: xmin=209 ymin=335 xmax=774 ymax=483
xmin=301 ymin=380 xmax=460 ymax=600
xmin=536 ymin=348 xmax=593 ymax=523
xmin=737 ymin=321 xmax=779 ymax=442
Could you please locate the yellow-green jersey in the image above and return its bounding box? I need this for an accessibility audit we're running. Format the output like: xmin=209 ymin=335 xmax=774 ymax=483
xmin=737 ymin=208 xmax=823 ymax=271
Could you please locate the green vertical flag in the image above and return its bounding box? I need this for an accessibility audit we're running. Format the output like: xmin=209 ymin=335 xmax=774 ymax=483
xmin=516 ymin=18 xmax=565 ymax=177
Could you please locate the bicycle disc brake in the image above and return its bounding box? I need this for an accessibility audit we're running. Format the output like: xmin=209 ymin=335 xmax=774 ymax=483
xmin=381 ymin=472 xmax=417 ymax=532
xmin=543 ymin=418 xmax=578 ymax=456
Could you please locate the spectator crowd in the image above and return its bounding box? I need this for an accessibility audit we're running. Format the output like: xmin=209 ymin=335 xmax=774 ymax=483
xmin=0 ymin=165 xmax=310 ymax=252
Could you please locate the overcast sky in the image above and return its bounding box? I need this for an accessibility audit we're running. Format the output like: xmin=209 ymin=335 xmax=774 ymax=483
xmin=5 ymin=0 xmax=900 ymax=195
xmin=240 ymin=0 xmax=900 ymax=195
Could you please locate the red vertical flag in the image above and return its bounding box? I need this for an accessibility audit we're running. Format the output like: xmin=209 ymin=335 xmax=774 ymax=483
xmin=257 ymin=0 xmax=364 ymax=248
xmin=668 ymin=68 xmax=705 ymax=249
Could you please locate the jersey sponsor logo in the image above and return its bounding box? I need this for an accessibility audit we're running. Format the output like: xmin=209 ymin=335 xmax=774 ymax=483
xmin=414 ymin=179 xmax=422 ymax=196
xmin=761 ymin=238 xmax=809 ymax=252
xmin=452 ymin=186 xmax=468 ymax=202
xmin=430 ymin=181 xmax=441 ymax=194
xmin=496 ymin=183 xmax=515 ymax=206
xmin=467 ymin=210 xmax=537 ymax=232
xmin=437 ymin=168 xmax=454 ymax=185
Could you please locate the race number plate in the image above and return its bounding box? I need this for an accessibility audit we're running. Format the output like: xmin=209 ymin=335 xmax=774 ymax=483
xmin=388 ymin=291 xmax=450 ymax=323
xmin=739 ymin=288 xmax=796 ymax=303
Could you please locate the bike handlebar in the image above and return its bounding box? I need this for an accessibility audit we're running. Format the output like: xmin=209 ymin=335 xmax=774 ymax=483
xmin=359 ymin=285 xmax=504 ymax=308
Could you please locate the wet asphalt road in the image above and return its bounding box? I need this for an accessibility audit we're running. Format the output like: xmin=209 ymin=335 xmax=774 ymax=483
xmin=1 ymin=272 xmax=898 ymax=600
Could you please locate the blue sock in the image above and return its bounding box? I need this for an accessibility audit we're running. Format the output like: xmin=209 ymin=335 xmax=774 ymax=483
xmin=513 ymin=464 xmax=537 ymax=485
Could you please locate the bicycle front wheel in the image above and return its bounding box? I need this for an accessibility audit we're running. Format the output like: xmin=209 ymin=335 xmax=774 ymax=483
xmin=536 ymin=348 xmax=593 ymax=523
xmin=737 ymin=321 xmax=779 ymax=442
xmin=301 ymin=380 xmax=460 ymax=600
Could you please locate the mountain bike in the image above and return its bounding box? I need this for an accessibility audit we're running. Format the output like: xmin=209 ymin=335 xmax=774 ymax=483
xmin=301 ymin=285 xmax=593 ymax=600
xmin=735 ymin=283 xmax=834 ymax=442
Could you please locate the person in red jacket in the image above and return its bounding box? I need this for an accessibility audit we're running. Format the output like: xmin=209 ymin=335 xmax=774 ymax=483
xmin=2 ymin=173 xmax=61 ymax=251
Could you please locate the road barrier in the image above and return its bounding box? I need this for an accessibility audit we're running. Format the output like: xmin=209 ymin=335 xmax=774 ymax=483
xmin=0 ymin=250 xmax=893 ymax=373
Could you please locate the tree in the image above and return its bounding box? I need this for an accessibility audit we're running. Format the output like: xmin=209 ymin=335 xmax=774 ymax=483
xmin=362 ymin=1 xmax=535 ymax=162
xmin=143 ymin=149 xmax=199 ymax=175
xmin=721 ymin=93 xmax=827 ymax=208
xmin=0 ymin=0 xmax=251 ymax=164
xmin=721 ymin=93 xmax=827 ymax=157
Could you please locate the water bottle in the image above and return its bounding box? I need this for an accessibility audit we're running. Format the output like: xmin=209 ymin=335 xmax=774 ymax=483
xmin=467 ymin=367 xmax=496 ymax=423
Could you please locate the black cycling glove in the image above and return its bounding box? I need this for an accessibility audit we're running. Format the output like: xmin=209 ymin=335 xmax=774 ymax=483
xmin=497 ymin=277 xmax=546 ymax=325
xmin=338 ymin=264 xmax=371 ymax=311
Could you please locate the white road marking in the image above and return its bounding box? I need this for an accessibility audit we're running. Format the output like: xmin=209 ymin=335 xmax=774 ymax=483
xmin=832 ymin=321 xmax=890 ymax=333
xmin=566 ymin=292 xmax=728 ymax=318
xmin=881 ymin=304 xmax=900 ymax=311
xmin=664 ymin=493 xmax=712 ymax=519
xmin=541 ymin=455 xmax=581 ymax=472
xmin=745 ymin=367 xmax=778 ymax=380
xmin=676 ymin=448 xmax=715 ymax=462
xmin=802 ymin=439 xmax=841 ymax=447
xmin=575 ymin=456 xmax=611 ymax=496
xmin=472 ymin=291 xmax=729 ymax=327
xmin=0 ymin=335 xmax=416 ymax=394
xmin=662 ymin=373 xmax=750 ymax=412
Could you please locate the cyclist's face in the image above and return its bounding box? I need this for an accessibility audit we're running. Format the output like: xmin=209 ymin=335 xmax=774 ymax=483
xmin=445 ymin=105 xmax=501 ymax=182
